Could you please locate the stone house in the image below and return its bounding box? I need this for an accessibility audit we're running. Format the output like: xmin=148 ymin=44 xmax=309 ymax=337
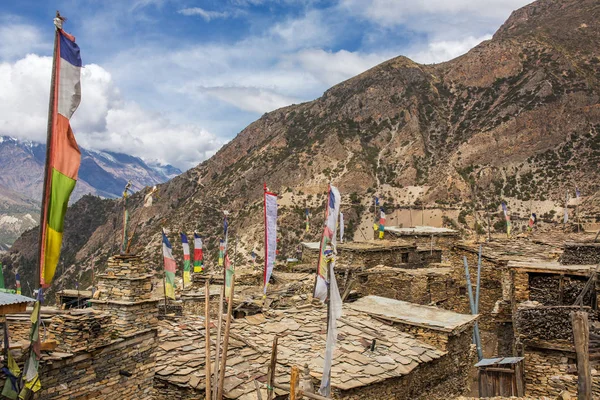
xmin=301 ymin=240 xmax=442 ymax=269
xmin=155 ymin=300 xmax=477 ymax=399
xmin=1 ymin=254 xmax=159 ymax=399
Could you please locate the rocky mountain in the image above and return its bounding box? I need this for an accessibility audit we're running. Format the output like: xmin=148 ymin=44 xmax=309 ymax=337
xmin=3 ymin=0 xmax=600 ymax=297
xmin=0 ymin=136 xmax=181 ymax=249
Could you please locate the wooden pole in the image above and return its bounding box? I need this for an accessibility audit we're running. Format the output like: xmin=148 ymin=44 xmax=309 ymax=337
xmin=254 ymin=381 xmax=263 ymax=400
xmin=37 ymin=13 xmax=60 ymax=291
xmin=290 ymin=365 xmax=299 ymax=400
xmin=212 ymin=286 xmax=224 ymax=400
xmin=266 ymin=336 xmax=279 ymax=400
xmin=91 ymin=256 xmax=95 ymax=296
xmin=217 ymin=277 xmax=235 ymax=400
xmin=572 ymin=311 xmax=591 ymax=400
xmin=162 ymin=271 xmax=168 ymax=315
xmin=204 ymin=280 xmax=212 ymax=400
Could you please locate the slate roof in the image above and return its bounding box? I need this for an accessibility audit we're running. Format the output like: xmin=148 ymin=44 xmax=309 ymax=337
xmin=155 ymin=304 xmax=445 ymax=399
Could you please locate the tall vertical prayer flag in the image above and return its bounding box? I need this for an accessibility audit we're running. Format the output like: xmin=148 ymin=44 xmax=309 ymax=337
xmin=162 ymin=231 xmax=176 ymax=299
xmin=0 ymin=263 xmax=4 ymax=290
xmin=23 ymin=301 xmax=42 ymax=393
xmin=15 ymin=273 xmax=21 ymax=295
xmin=314 ymin=185 xmax=341 ymax=302
xmin=502 ymin=202 xmax=511 ymax=238
xmin=305 ymin=208 xmax=310 ymax=232
xmin=39 ymin=17 xmax=83 ymax=287
xmin=379 ymin=208 xmax=386 ymax=239
xmin=313 ymin=184 xmax=343 ymax=396
xmin=339 ymin=212 xmax=344 ymax=243
xmin=218 ymin=239 xmax=225 ymax=267
xmin=180 ymin=233 xmax=191 ymax=285
xmin=224 ymin=253 xmax=234 ymax=301
xmin=264 ymin=185 xmax=278 ymax=293
xmin=193 ymin=232 xmax=204 ymax=273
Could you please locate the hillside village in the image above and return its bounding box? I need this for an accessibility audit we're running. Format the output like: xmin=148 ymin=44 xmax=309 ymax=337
xmin=0 ymin=0 xmax=599 ymax=399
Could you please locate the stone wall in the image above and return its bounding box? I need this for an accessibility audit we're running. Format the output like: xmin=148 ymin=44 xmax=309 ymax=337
xmin=354 ymin=267 xmax=458 ymax=306
xmin=35 ymin=329 xmax=157 ymax=399
xmin=97 ymin=275 xmax=153 ymax=302
xmin=303 ymin=247 xmax=442 ymax=269
xmin=153 ymin=378 xmax=203 ymax=399
xmin=523 ymin=347 xmax=600 ymax=398
xmin=48 ymin=309 xmax=114 ymax=353
xmin=446 ymin=248 xmax=505 ymax=332
xmin=337 ymin=248 xmax=442 ymax=269
xmin=337 ymin=329 xmax=475 ymax=400
xmin=93 ymin=299 xmax=159 ymax=336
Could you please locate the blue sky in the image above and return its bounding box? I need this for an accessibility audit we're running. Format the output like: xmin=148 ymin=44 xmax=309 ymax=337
xmin=0 ymin=0 xmax=532 ymax=169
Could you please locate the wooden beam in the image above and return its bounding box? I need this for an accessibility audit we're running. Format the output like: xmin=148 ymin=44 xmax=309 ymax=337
xmin=266 ymin=336 xmax=278 ymax=400
xmin=204 ymin=280 xmax=212 ymax=400
xmin=571 ymin=311 xmax=592 ymax=400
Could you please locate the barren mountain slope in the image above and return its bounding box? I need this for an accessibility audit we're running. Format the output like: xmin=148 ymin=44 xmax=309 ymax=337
xmin=3 ymin=0 xmax=599 ymax=297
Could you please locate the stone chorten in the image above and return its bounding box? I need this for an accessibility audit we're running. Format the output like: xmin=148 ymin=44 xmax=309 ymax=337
xmin=90 ymin=254 xmax=159 ymax=336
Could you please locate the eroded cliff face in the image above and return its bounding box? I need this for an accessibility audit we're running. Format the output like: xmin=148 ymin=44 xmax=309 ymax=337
xmin=4 ymin=0 xmax=600 ymax=296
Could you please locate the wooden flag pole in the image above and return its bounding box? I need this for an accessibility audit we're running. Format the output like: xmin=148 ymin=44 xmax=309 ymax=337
xmin=217 ymin=277 xmax=235 ymax=400
xmin=290 ymin=365 xmax=299 ymax=400
xmin=266 ymin=336 xmax=279 ymax=400
xmin=162 ymin=271 xmax=168 ymax=315
xmin=204 ymin=280 xmax=212 ymax=400
xmin=37 ymin=12 xmax=61 ymax=291
xmin=572 ymin=311 xmax=591 ymax=400
xmin=212 ymin=285 xmax=224 ymax=400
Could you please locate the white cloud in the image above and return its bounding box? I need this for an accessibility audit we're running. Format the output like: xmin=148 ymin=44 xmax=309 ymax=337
xmin=288 ymin=49 xmax=391 ymax=86
xmin=0 ymin=23 xmax=49 ymax=61
xmin=178 ymin=7 xmax=234 ymax=22
xmin=0 ymin=55 xmax=223 ymax=170
xmin=340 ymin=0 xmax=534 ymax=27
xmin=198 ymin=86 xmax=300 ymax=113
xmin=408 ymin=35 xmax=492 ymax=64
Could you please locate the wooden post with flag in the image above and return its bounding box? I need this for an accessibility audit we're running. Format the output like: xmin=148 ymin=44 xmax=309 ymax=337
xmin=37 ymin=11 xmax=83 ymax=290
xmin=204 ymin=280 xmax=212 ymax=400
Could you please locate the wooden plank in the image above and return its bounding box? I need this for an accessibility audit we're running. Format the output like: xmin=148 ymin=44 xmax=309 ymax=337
xmin=572 ymin=311 xmax=592 ymax=400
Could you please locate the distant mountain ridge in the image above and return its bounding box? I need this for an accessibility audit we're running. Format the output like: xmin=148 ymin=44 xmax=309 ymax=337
xmin=0 ymin=136 xmax=182 ymax=201
xmin=0 ymin=136 xmax=182 ymax=249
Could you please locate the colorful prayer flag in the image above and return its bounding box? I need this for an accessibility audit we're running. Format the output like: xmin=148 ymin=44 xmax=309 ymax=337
xmin=224 ymin=253 xmax=234 ymax=301
xmin=193 ymin=232 xmax=204 ymax=273
xmin=379 ymin=207 xmax=386 ymax=239
xmin=314 ymin=184 xmax=341 ymax=302
xmin=181 ymin=233 xmax=191 ymax=285
xmin=218 ymin=239 xmax=225 ymax=267
xmin=339 ymin=212 xmax=344 ymax=243
xmin=264 ymin=186 xmax=278 ymax=293
xmin=315 ymin=185 xmax=343 ymax=397
xmin=305 ymin=208 xmax=309 ymax=232
xmin=502 ymin=202 xmax=511 ymax=238
xmin=529 ymin=213 xmax=537 ymax=229
xmin=143 ymin=185 xmax=157 ymax=207
xmin=23 ymin=301 xmax=42 ymax=393
xmin=39 ymin=19 xmax=82 ymax=287
xmin=162 ymin=230 xmax=176 ymax=300
xmin=15 ymin=273 xmax=21 ymax=295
